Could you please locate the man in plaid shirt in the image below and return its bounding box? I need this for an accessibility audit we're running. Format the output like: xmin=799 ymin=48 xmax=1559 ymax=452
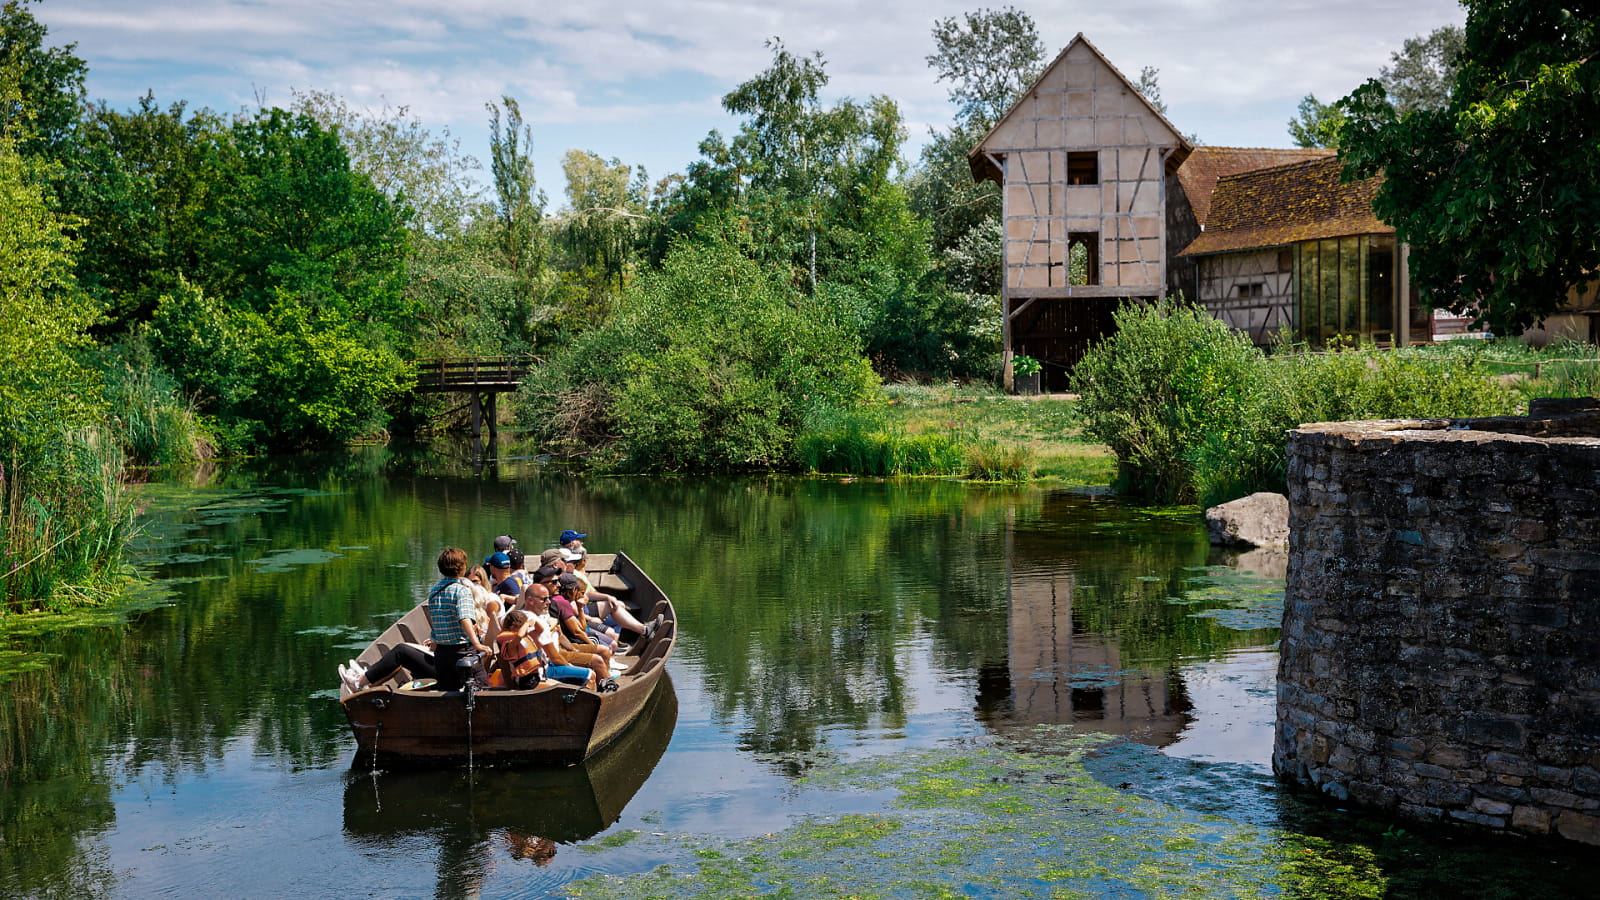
xmin=428 ymin=547 xmax=490 ymax=691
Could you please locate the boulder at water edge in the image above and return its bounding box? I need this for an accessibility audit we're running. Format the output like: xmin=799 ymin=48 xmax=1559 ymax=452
xmin=1204 ymin=492 xmax=1289 ymax=547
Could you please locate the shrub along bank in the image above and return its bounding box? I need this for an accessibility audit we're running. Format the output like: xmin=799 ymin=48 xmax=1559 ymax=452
xmin=519 ymin=240 xmax=880 ymax=472
xmin=519 ymin=239 xmax=1112 ymax=483
xmin=1071 ymin=298 xmax=1520 ymax=507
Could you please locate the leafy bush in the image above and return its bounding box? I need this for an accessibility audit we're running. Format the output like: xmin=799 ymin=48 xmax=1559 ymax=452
xmin=147 ymin=280 xmax=411 ymax=451
xmin=1073 ymin=299 xmax=1519 ymax=506
xmin=1071 ymin=298 xmax=1262 ymax=503
xmin=521 ymin=240 xmax=879 ymax=472
xmin=0 ymin=145 xmax=132 ymax=612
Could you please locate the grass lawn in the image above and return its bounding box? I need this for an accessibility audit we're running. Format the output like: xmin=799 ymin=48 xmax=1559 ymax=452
xmin=878 ymin=382 xmax=1116 ymax=485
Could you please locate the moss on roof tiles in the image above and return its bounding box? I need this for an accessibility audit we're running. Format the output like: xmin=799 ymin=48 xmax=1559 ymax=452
xmin=1179 ymin=156 xmax=1390 ymax=257
xmin=1174 ymin=146 xmax=1336 ymax=227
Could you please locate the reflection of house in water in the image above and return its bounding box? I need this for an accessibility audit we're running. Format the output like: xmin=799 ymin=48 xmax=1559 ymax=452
xmin=975 ymin=547 xmax=1193 ymax=747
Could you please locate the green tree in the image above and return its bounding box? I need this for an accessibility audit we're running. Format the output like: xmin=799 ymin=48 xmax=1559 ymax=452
xmin=1379 ymin=24 xmax=1464 ymax=114
xmin=721 ymin=38 xmax=904 ymax=291
xmin=0 ymin=0 xmax=85 ymax=154
xmin=1341 ymin=1 xmax=1600 ymax=335
xmin=486 ymin=95 xmax=546 ymax=278
xmin=556 ymin=148 xmax=647 ymax=286
xmin=197 ymin=107 xmax=411 ymax=329
xmin=53 ymin=95 xmax=219 ymax=330
xmin=292 ymin=89 xmax=481 ymax=237
xmin=926 ymin=6 xmax=1046 ymax=130
xmin=1287 ymin=93 xmax=1346 ymax=148
xmin=521 ymin=240 xmax=878 ymax=472
xmin=0 ymin=142 xmax=97 ymax=448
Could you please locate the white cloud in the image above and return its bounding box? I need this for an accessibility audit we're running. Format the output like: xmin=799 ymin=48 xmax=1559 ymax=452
xmin=38 ymin=0 xmax=1466 ymax=192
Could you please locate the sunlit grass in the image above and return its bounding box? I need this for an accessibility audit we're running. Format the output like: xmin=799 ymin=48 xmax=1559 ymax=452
xmin=875 ymin=383 xmax=1113 ymax=485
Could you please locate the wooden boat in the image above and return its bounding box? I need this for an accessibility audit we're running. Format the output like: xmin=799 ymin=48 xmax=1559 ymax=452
xmin=343 ymin=677 xmax=678 ymax=844
xmin=340 ymin=551 xmax=676 ymax=766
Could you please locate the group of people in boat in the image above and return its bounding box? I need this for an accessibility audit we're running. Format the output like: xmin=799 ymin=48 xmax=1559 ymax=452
xmin=338 ymin=530 xmax=663 ymax=695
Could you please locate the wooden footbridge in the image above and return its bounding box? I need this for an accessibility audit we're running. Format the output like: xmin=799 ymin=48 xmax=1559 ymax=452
xmin=412 ymin=357 xmax=538 ymax=449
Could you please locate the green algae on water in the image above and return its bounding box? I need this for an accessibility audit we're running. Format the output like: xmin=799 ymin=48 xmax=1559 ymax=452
xmin=561 ymin=727 xmax=1389 ymax=900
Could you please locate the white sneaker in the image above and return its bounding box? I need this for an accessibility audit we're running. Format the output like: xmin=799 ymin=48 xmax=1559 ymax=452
xmin=339 ymin=665 xmax=362 ymax=693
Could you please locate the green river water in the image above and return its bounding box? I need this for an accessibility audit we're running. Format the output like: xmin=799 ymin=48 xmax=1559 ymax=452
xmin=1 ymin=449 xmax=1595 ymax=899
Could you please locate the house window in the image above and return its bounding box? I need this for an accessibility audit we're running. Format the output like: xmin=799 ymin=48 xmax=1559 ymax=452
xmin=1067 ymin=152 xmax=1099 ymax=185
xmin=1294 ymin=235 xmax=1396 ymax=346
xmin=1067 ymin=232 xmax=1099 ymax=285
xmin=1235 ymin=282 xmax=1267 ymax=299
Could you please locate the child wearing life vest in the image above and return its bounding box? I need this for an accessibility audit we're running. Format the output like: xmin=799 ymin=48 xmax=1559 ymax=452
xmin=492 ymin=609 xmax=594 ymax=689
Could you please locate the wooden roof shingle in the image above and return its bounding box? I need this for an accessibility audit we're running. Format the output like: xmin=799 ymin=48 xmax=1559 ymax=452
xmin=1179 ymin=156 xmax=1390 ymax=257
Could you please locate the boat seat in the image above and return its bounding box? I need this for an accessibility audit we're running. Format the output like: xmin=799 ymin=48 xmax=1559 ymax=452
xmin=396 ymin=622 xmax=420 ymax=644
xmin=635 ymin=621 xmax=675 ymax=667
xmin=593 ymin=572 xmax=632 ymax=594
xmin=632 ymin=657 xmax=662 ymax=678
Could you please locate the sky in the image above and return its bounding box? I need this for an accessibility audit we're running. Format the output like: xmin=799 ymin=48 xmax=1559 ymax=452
xmin=36 ymin=0 xmax=1467 ymax=208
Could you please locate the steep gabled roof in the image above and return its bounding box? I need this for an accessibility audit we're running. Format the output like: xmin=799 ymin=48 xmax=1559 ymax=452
xmin=1179 ymin=156 xmax=1390 ymax=257
xmin=1174 ymin=146 xmax=1337 ymax=228
xmin=968 ymin=33 xmax=1193 ymax=184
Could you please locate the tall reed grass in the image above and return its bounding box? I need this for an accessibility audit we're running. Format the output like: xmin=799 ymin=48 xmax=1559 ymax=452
xmin=2 ymin=428 xmax=135 ymax=614
xmin=99 ymin=341 xmax=216 ymax=467
xmin=797 ymin=406 xmax=968 ymax=476
xmin=965 ymin=441 xmax=1036 ymax=481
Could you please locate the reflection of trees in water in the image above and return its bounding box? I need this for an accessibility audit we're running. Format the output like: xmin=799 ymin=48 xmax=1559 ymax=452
xmin=0 ymin=464 xmax=1285 ymax=895
xmin=0 ymin=653 xmax=126 ymax=897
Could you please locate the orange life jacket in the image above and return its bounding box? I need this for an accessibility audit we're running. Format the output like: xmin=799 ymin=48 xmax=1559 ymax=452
xmin=494 ymin=631 xmax=542 ymax=682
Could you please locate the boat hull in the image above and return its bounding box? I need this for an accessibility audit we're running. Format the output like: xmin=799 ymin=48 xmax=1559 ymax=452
xmin=341 ymin=551 xmax=676 ymax=767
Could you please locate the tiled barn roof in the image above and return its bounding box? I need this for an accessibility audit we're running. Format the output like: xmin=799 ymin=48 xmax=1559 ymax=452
xmin=1179 ymin=156 xmax=1391 ymax=257
xmin=1174 ymin=146 xmax=1336 ymax=227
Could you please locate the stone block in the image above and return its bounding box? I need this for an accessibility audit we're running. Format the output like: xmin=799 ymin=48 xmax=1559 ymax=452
xmin=1423 ymin=779 xmax=1473 ymax=808
xmin=1555 ymin=810 xmax=1600 ymax=845
xmin=1447 ymin=809 xmax=1507 ymax=828
xmin=1387 ymin=737 xmax=1426 ymax=759
xmin=1471 ymin=797 xmax=1514 ymax=816
xmin=1573 ymin=767 xmax=1600 ymax=796
xmin=1484 ymin=751 xmax=1533 ymax=777
xmin=1398 ymin=802 xmax=1444 ymax=823
xmin=1512 ymin=805 xmax=1553 ymax=834
xmin=1532 ymin=787 xmax=1599 ymax=810
xmin=1426 ymin=746 xmax=1472 ymax=768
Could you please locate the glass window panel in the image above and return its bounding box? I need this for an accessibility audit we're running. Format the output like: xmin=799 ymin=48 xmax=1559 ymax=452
xmin=1342 ymin=236 xmax=1362 ymax=333
xmin=1321 ymin=240 xmax=1340 ymax=331
xmin=1368 ymin=236 xmax=1395 ymax=341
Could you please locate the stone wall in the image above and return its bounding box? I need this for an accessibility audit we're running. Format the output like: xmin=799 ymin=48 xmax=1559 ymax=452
xmin=1275 ymin=403 xmax=1600 ymax=844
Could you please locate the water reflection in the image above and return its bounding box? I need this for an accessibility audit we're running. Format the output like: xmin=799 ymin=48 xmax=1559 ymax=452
xmin=0 ymin=459 xmax=1289 ymax=897
xmin=967 ymin=490 xmax=1276 ymax=750
xmin=343 ymin=680 xmax=676 ymax=894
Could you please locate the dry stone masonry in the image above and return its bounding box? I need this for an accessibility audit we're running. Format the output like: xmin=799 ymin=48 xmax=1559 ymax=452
xmin=1275 ymin=400 xmax=1600 ymax=845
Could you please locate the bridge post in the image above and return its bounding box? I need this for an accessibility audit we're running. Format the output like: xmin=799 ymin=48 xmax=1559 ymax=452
xmin=486 ymin=391 xmax=498 ymax=450
xmin=469 ymin=392 xmax=483 ymax=455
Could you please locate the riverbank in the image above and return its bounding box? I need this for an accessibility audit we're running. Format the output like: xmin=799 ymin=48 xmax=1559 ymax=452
xmin=877 ymin=382 xmax=1117 ymax=485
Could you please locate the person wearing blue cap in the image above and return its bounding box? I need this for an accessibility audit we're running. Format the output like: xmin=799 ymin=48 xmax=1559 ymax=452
xmin=485 ymin=551 xmax=524 ymax=598
xmin=559 ymin=529 xmax=586 ymax=549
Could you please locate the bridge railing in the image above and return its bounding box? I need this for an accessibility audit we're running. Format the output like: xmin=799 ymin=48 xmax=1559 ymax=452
xmin=412 ymin=356 xmax=540 ymax=393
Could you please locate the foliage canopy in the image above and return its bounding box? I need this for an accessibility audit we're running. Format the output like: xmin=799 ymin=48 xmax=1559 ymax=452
xmin=1341 ymin=3 xmax=1600 ymax=335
